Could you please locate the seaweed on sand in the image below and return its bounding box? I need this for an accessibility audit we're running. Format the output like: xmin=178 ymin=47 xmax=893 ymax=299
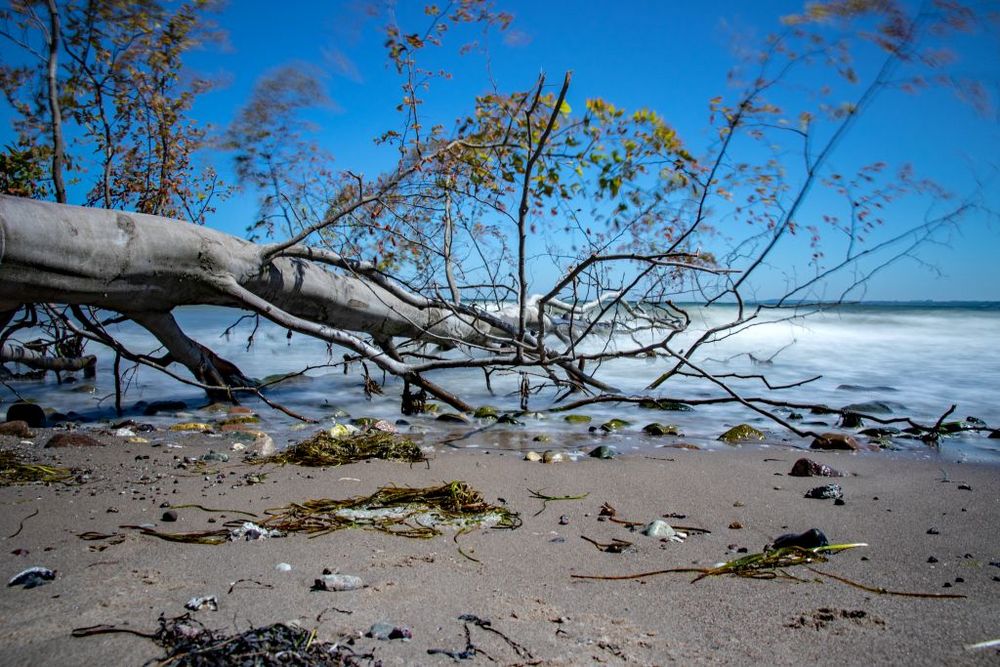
xmin=129 ymin=481 xmax=520 ymax=544
xmin=262 ymin=481 xmax=521 ymax=538
xmin=0 ymin=450 xmax=73 ymax=485
xmin=72 ymin=614 xmax=375 ymax=666
xmin=267 ymin=431 xmax=426 ymax=467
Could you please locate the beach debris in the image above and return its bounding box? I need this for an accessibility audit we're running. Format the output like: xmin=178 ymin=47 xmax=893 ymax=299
xmin=8 ymin=566 xmax=56 ymax=589
xmin=184 ymin=595 xmax=218 ymax=612
xmin=0 ymin=421 xmax=34 ymax=437
xmin=0 ymin=450 xmax=73 ymax=485
xmin=771 ymin=529 xmax=829 ymax=550
xmin=805 ymin=484 xmax=844 ymax=500
xmin=810 ymin=432 xmax=862 ymax=450
xmin=200 ymin=450 xmax=229 ymax=463
xmin=275 ymin=563 xmax=292 ymax=572
xmin=965 ymin=638 xmax=1000 ymax=652
xmin=267 ymin=430 xmax=424 ymax=467
xmin=729 ymin=521 xmax=743 ymax=530
xmin=588 ymin=445 xmax=616 ymax=459
xmin=789 ymin=458 xmax=845 ymax=477
xmin=524 ymin=451 xmax=542 ymax=462
xmin=563 ymin=414 xmax=592 ymax=424
xmin=229 ymin=522 xmax=285 ymax=541
xmin=542 ymin=450 xmax=565 ymax=463
xmin=718 ymin=424 xmax=765 ymax=443
xmin=264 ymin=481 xmax=520 ymax=538
xmin=642 ymin=423 xmax=681 ymax=436
xmin=73 ymin=614 xmax=378 ymax=665
xmin=528 ymin=489 xmax=588 ymax=516
xmin=641 ymin=520 xmax=685 ymax=541
xmin=429 ymin=614 xmax=532 ymax=661
xmin=581 ymin=535 xmax=634 ymax=553
xmin=638 ymin=400 xmax=693 ymax=411
xmin=600 ymin=418 xmax=630 ymax=432
xmin=366 ymin=621 xmax=412 ymax=640
xmin=313 ymin=573 xmax=364 ymax=592
xmin=45 ymin=432 xmax=103 ymax=448
xmin=6 ymin=403 xmax=45 ymax=428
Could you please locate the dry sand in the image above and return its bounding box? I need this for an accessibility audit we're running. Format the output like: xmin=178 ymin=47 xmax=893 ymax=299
xmin=1 ymin=425 xmax=998 ymax=666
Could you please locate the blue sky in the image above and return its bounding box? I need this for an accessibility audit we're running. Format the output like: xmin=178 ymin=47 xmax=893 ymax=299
xmin=5 ymin=1 xmax=998 ymax=300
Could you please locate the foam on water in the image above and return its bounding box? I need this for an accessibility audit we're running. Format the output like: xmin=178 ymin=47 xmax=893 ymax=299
xmin=4 ymin=303 xmax=998 ymax=461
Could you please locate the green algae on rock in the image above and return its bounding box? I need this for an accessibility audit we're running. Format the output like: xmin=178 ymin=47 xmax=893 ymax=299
xmin=643 ymin=423 xmax=682 ymax=436
xmin=563 ymin=414 xmax=592 ymax=424
xmin=717 ymin=424 xmax=765 ymax=443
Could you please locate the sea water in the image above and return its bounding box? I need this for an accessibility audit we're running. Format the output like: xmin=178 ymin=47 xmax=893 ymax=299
xmin=3 ymin=303 xmax=998 ymax=462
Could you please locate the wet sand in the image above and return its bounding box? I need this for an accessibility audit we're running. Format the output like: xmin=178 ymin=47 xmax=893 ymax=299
xmin=1 ymin=426 xmax=998 ymax=665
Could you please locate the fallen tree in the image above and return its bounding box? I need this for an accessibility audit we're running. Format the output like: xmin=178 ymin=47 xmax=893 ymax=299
xmin=0 ymin=1 xmax=991 ymax=434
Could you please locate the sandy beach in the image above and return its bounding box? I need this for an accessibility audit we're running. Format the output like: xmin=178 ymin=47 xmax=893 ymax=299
xmin=1 ymin=424 xmax=998 ymax=666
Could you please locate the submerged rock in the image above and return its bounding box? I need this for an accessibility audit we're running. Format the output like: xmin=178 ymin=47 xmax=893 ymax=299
xmin=532 ymin=434 xmax=551 ymax=443
xmin=642 ymin=423 xmax=681 ymax=436
xmin=718 ymin=424 xmax=765 ymax=443
xmin=771 ymin=528 xmax=829 ymax=550
xmin=45 ymin=432 xmax=102 ymax=448
xmin=5 ymin=403 xmax=45 ymax=428
xmin=436 ymin=412 xmax=471 ymax=424
xmin=859 ymin=426 xmax=900 ymax=437
xmin=142 ymin=400 xmax=187 ymax=416
xmin=169 ymin=422 xmax=213 ymax=432
xmin=588 ymin=445 xmax=616 ymax=459
xmin=638 ymin=400 xmax=693 ymax=411
xmin=836 ymin=384 xmax=898 ymax=392
xmin=473 ymin=406 xmax=498 ymax=420
xmin=989 ymin=429 xmax=1000 ymax=440
xmin=842 ymin=401 xmax=904 ymax=414
xmin=811 ymin=432 xmax=861 ymax=450
xmin=542 ymin=450 xmax=565 ymax=463
xmin=563 ymin=414 xmax=592 ymax=424
xmin=838 ymin=412 xmax=864 ymax=428
xmin=805 ymin=484 xmax=843 ymax=500
xmin=599 ymin=418 xmax=630 ymax=432
xmin=497 ymin=414 xmax=524 ymax=425
xmin=789 ymin=458 xmax=845 ymax=477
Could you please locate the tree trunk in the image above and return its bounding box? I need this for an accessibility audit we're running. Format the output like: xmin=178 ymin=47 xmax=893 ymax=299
xmin=0 ymin=196 xmax=494 ymax=392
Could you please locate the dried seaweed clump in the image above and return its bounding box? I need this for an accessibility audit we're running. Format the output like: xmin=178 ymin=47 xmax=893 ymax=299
xmin=0 ymin=450 xmax=72 ymax=486
xmin=268 ymin=431 xmax=425 ymax=467
xmin=141 ymin=614 xmax=375 ymax=666
xmin=263 ymin=481 xmax=521 ymax=538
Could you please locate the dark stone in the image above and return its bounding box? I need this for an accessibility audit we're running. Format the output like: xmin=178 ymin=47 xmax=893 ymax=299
xmin=810 ymin=433 xmax=861 ymax=451
xmin=988 ymin=429 xmax=1000 ymax=439
xmin=838 ymin=412 xmax=864 ymax=428
xmin=927 ymin=556 xmax=938 ymax=563
xmin=834 ymin=498 xmax=846 ymax=506
xmin=927 ymin=527 xmax=940 ymax=535
xmin=842 ymin=401 xmax=904 ymax=415
xmin=789 ymin=458 xmax=845 ymax=477
xmin=44 ymin=432 xmax=103 ymax=448
xmin=805 ymin=484 xmax=844 ymax=500
xmin=142 ymin=400 xmax=187 ymax=416
xmin=0 ymin=420 xmax=33 ymax=437
xmin=161 ymin=510 xmax=178 ymax=522
xmin=5 ymin=403 xmax=45 ymax=428
xmin=772 ymin=528 xmax=829 ymax=550
xmin=859 ymin=426 xmax=900 ymax=437
xmin=588 ymin=445 xmax=616 ymax=459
